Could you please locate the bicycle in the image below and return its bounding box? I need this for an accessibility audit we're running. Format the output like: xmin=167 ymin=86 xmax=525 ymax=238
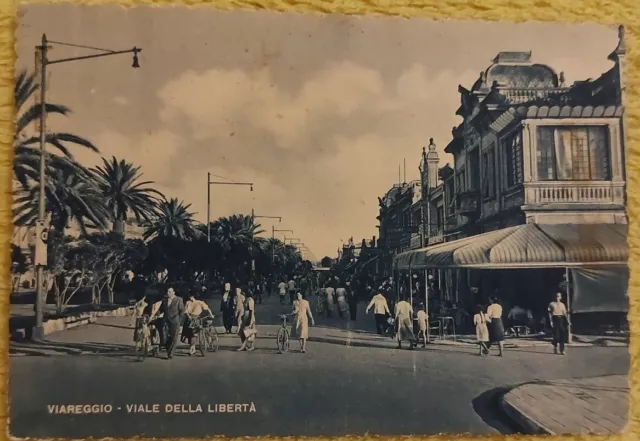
xmin=134 ymin=315 xmax=156 ymax=362
xmin=202 ymin=310 xmax=219 ymax=352
xmin=276 ymin=314 xmax=291 ymax=354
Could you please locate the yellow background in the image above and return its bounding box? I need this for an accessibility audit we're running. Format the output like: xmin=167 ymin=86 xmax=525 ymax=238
xmin=0 ymin=0 xmax=637 ymax=440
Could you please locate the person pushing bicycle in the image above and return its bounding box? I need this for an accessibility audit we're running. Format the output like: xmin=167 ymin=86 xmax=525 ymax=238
xmin=183 ymin=291 xmax=213 ymax=356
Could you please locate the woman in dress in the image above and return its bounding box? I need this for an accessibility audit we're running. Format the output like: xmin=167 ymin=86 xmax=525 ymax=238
xmin=237 ymin=292 xmax=257 ymax=352
xmin=548 ymin=292 xmax=569 ymax=355
xmin=486 ymin=295 xmax=505 ymax=356
xmin=132 ymin=294 xmax=148 ymax=348
xmin=293 ymin=292 xmax=315 ymax=353
xmin=394 ymin=295 xmax=416 ymax=350
xmin=336 ymin=284 xmax=348 ymax=319
xmin=473 ymin=304 xmax=490 ymax=356
xmin=325 ymin=283 xmax=335 ymax=318
xmin=234 ymin=287 xmax=246 ymax=329
xmin=220 ymin=283 xmax=235 ymax=334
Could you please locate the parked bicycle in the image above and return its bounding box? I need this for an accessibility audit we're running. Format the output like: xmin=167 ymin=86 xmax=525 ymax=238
xmin=277 ymin=314 xmax=291 ymax=353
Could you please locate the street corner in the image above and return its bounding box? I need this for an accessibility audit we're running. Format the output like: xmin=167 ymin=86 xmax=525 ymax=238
xmin=498 ymin=384 xmax=553 ymax=435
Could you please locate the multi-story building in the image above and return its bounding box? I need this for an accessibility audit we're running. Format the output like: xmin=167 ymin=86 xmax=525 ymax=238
xmin=397 ymin=27 xmax=628 ymax=323
xmin=376 ymin=181 xmax=421 ymax=277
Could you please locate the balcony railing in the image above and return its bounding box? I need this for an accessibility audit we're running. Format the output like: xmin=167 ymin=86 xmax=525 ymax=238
xmin=524 ymin=181 xmax=625 ymax=205
xmin=500 ymin=87 xmax=570 ymax=104
xmin=428 ymin=229 xmax=444 ymax=245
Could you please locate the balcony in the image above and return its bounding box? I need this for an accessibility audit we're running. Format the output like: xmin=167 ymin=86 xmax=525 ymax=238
xmin=524 ymin=181 xmax=625 ymax=206
xmin=428 ymin=229 xmax=444 ymax=245
xmin=457 ymin=190 xmax=480 ymax=216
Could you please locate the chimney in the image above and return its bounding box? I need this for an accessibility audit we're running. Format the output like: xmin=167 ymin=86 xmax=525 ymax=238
xmin=426 ymin=138 xmax=440 ymax=189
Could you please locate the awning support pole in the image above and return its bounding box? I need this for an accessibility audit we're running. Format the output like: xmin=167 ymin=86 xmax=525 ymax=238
xmin=424 ymin=269 xmax=430 ymax=343
xmin=409 ymin=264 xmax=413 ymax=309
xmin=566 ymin=267 xmax=573 ymax=344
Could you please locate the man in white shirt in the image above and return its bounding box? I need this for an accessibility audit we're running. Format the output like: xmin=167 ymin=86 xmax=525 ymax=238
xmin=287 ymin=278 xmax=297 ymax=305
xmin=278 ymin=280 xmax=287 ymax=305
xmin=366 ymin=290 xmax=391 ymax=335
xmin=183 ymin=293 xmax=212 ymax=355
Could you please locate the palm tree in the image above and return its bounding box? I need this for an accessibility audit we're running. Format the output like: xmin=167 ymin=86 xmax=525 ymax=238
xmin=143 ymin=198 xmax=201 ymax=242
xmin=92 ymin=157 xmax=163 ymax=235
xmin=13 ymin=166 xmax=110 ymax=235
xmin=13 ymin=71 xmax=99 ymax=188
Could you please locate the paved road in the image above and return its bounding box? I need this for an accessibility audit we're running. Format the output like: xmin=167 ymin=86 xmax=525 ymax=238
xmin=9 ymin=293 xmax=630 ymax=438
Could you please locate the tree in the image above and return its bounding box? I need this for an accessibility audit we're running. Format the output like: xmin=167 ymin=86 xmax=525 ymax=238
xmin=13 ymin=71 xmax=99 ymax=189
xmin=13 ymin=166 xmax=110 ymax=235
xmin=44 ymin=234 xmax=89 ymax=314
xmin=144 ymin=198 xmax=201 ymax=242
xmin=92 ymin=157 xmax=163 ymax=235
xmin=75 ymin=233 xmax=148 ymax=306
xmin=11 ymin=245 xmax=28 ymax=292
xmin=209 ymin=214 xmax=265 ymax=281
xmin=321 ymin=256 xmax=333 ymax=268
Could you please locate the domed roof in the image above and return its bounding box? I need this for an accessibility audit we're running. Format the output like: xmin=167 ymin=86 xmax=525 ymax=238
xmin=472 ymin=52 xmax=559 ymax=91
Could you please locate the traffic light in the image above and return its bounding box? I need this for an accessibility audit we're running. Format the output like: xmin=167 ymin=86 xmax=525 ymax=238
xmin=34 ymin=220 xmax=48 ymax=267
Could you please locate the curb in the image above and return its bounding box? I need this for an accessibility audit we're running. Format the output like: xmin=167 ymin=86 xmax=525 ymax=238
xmin=499 ymin=388 xmax=554 ymax=435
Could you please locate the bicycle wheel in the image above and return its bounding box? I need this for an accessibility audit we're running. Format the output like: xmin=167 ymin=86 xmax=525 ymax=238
xmin=137 ymin=337 xmax=148 ymax=362
xmin=206 ymin=327 xmax=219 ymax=352
xmin=198 ymin=331 xmax=206 ymax=357
xmin=277 ymin=328 xmax=289 ymax=353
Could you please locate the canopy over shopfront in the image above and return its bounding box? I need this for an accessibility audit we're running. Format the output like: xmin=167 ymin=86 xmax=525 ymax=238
xmin=395 ymin=223 xmax=628 ymax=270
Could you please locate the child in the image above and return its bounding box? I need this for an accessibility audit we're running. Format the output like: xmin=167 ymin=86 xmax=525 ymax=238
xmin=473 ymin=304 xmax=490 ymax=356
xmin=417 ymin=303 xmax=428 ymax=348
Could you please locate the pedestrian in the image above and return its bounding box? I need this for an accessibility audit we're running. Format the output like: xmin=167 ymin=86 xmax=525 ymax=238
xmin=235 ymin=287 xmax=246 ymax=329
xmin=346 ymin=281 xmax=358 ymax=321
xmin=159 ymin=287 xmax=184 ymax=360
xmin=365 ymin=288 xmax=391 ymax=334
xmin=278 ymin=279 xmax=287 ymax=305
xmin=132 ymin=294 xmax=148 ymax=350
xmin=237 ymin=292 xmax=257 ymax=352
xmin=220 ymin=283 xmax=235 ymax=334
xmin=288 ymin=276 xmax=297 ymax=305
xmin=325 ymin=284 xmax=335 ymax=318
xmin=395 ymin=295 xmax=415 ymax=349
xmin=293 ymin=292 xmax=315 ymax=353
xmin=548 ymin=292 xmax=569 ymax=355
xmin=336 ymin=284 xmax=348 ymax=319
xmin=473 ymin=304 xmax=490 ymax=356
xmin=416 ymin=303 xmax=428 ymax=347
xmin=486 ymin=295 xmax=505 ymax=357
xmin=184 ymin=292 xmax=212 ymax=355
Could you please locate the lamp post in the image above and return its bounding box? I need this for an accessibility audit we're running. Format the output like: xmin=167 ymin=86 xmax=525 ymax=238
xmin=206 ymin=172 xmax=253 ymax=242
xmin=251 ymin=209 xmax=282 ymax=224
xmin=272 ymin=227 xmax=293 ymax=239
xmin=33 ymin=34 xmax=141 ymax=340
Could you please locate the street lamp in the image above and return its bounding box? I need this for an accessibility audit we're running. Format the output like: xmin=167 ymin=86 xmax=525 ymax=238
xmin=251 ymin=209 xmax=282 ymax=223
xmin=272 ymin=227 xmax=293 ymax=239
xmin=206 ymin=172 xmax=254 ymax=242
xmin=285 ymin=237 xmax=301 ymax=243
xmin=33 ymin=34 xmax=142 ymax=340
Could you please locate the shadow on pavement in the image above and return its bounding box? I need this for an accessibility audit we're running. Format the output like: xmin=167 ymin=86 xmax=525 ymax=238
xmin=472 ymin=386 xmax=521 ymax=435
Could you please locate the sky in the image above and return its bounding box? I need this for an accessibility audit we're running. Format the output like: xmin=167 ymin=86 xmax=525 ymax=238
xmin=15 ymin=5 xmax=619 ymax=259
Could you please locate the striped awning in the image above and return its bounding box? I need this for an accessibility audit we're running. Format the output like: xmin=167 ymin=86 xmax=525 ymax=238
xmin=394 ymin=224 xmax=628 ymax=270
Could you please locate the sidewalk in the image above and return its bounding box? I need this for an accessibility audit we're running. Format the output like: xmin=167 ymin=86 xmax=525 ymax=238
xmin=500 ymin=375 xmax=629 ymax=434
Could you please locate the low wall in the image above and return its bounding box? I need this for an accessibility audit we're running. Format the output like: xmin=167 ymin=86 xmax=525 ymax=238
xmin=41 ymin=306 xmax=133 ymax=336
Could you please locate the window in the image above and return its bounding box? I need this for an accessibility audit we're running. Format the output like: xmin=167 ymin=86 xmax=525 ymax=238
xmin=482 ymin=146 xmax=496 ymax=199
xmin=504 ymin=130 xmax=524 ymax=187
xmin=445 ymin=179 xmax=455 ymax=214
xmin=436 ymin=207 xmax=444 ymax=229
xmin=536 ymin=126 xmax=610 ymax=181
xmin=457 ymin=168 xmax=466 ymax=192
xmin=468 ymin=149 xmax=480 ymax=190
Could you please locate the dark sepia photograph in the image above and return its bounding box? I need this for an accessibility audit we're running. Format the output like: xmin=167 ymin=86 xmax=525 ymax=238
xmin=9 ymin=4 xmax=629 ymax=438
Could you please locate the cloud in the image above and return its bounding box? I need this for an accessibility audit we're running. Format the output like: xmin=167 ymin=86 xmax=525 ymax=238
xmin=144 ymin=62 xmax=481 ymax=256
